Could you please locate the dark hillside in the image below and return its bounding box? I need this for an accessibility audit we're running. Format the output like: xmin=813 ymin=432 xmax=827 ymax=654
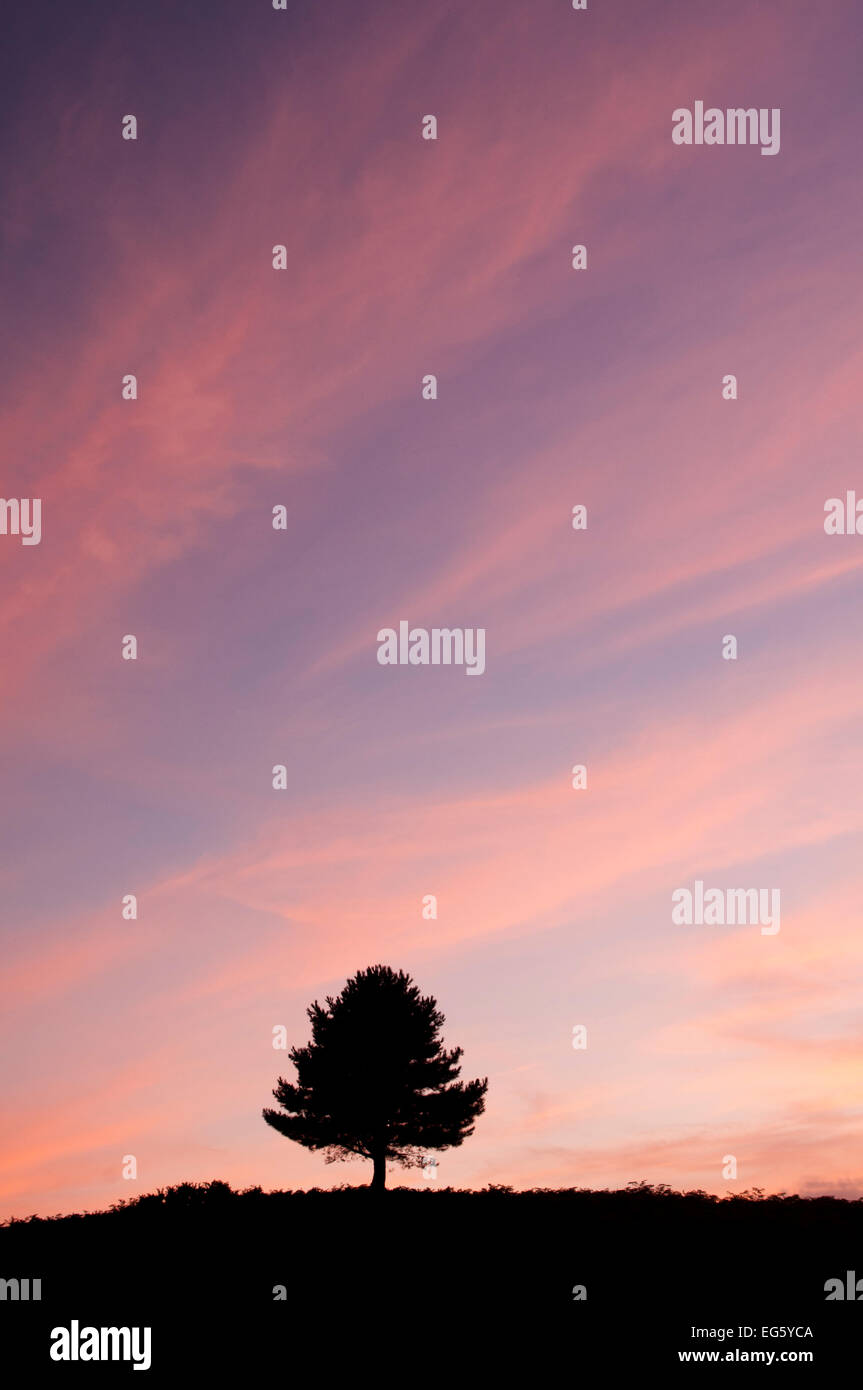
xmin=2 ymin=1182 xmax=860 ymax=1375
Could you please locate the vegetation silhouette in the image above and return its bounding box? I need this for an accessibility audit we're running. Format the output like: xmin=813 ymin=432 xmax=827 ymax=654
xmin=262 ymin=964 xmax=488 ymax=1189
xmin=4 ymin=971 xmax=860 ymax=1368
xmin=5 ymin=1181 xmax=862 ymax=1372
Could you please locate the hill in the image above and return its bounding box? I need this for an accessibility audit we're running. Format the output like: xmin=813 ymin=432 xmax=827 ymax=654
xmin=2 ymin=1181 xmax=860 ymax=1374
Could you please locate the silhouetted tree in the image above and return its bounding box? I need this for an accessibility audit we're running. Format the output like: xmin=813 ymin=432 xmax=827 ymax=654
xmin=263 ymin=964 xmax=488 ymax=1190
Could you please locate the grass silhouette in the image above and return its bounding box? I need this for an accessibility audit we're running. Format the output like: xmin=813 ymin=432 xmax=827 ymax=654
xmin=3 ymin=1179 xmax=861 ymax=1372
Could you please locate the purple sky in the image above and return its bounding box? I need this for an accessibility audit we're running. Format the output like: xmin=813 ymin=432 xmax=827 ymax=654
xmin=2 ymin=0 xmax=863 ymax=1216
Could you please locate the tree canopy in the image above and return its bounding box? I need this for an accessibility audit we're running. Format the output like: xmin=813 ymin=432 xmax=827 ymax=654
xmin=263 ymin=964 xmax=488 ymax=1189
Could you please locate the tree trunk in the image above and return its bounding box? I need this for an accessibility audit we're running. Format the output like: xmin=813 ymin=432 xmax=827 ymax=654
xmin=371 ymin=1152 xmax=386 ymax=1192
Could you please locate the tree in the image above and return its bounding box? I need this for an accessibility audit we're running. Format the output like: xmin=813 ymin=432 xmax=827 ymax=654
xmin=263 ymin=964 xmax=488 ymax=1191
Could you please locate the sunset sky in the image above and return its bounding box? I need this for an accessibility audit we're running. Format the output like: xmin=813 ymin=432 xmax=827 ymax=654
xmin=2 ymin=0 xmax=863 ymax=1218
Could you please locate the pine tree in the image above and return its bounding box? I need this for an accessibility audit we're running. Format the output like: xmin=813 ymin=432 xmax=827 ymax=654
xmin=263 ymin=964 xmax=488 ymax=1190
